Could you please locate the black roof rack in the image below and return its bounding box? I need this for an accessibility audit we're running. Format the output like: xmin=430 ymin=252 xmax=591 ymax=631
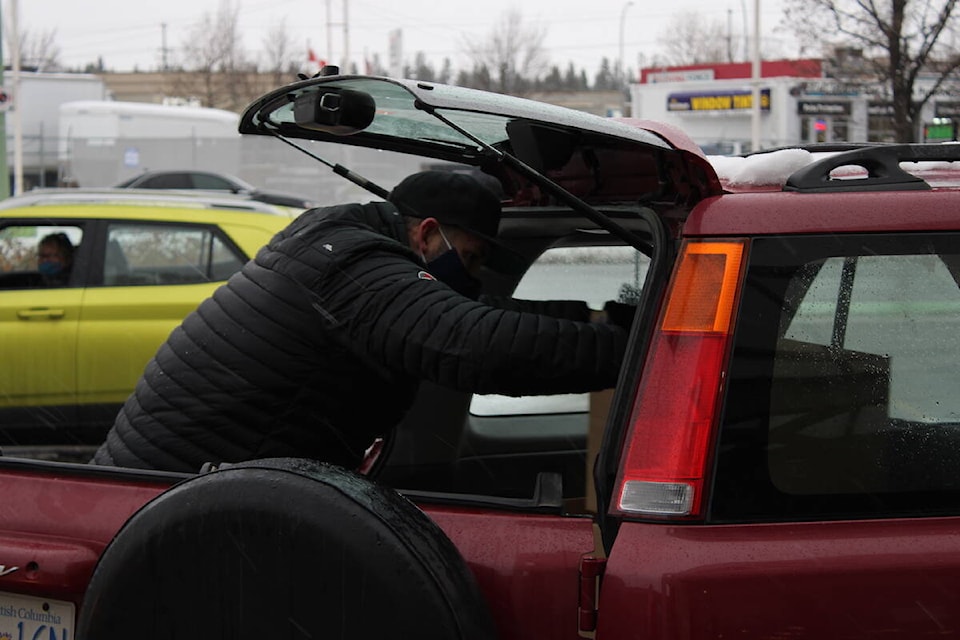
xmin=747 ymin=142 xmax=892 ymax=156
xmin=784 ymin=143 xmax=960 ymax=193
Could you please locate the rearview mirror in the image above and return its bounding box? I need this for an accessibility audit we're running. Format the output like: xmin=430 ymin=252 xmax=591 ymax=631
xmin=293 ymin=88 xmax=376 ymax=136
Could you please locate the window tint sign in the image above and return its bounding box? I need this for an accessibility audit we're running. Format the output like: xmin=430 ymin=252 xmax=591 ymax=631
xmin=667 ymin=89 xmax=770 ymax=112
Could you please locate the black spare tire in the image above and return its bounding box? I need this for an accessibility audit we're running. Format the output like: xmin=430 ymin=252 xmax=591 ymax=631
xmin=77 ymin=458 xmax=496 ymax=639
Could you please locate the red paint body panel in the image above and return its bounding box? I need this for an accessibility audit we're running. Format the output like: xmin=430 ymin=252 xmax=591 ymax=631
xmin=598 ymin=518 xmax=960 ymax=639
xmin=0 ymin=464 xmax=172 ymax=602
xmin=686 ymin=190 xmax=960 ymax=236
xmin=0 ymin=463 xmax=594 ymax=640
xmin=418 ymin=507 xmax=595 ymax=640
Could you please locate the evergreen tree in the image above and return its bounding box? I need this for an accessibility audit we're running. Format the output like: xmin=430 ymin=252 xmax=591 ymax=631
xmin=541 ymin=66 xmax=564 ymax=91
xmin=594 ymin=57 xmax=617 ymax=90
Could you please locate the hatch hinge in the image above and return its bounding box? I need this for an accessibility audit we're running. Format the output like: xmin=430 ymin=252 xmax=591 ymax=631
xmin=577 ymin=554 xmax=607 ymax=638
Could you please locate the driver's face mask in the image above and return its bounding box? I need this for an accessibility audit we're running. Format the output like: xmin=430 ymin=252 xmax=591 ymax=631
xmin=38 ymin=259 xmax=65 ymax=277
xmin=422 ymin=226 xmax=482 ymax=300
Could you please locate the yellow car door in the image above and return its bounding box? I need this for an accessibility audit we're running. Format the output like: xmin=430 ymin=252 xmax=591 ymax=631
xmin=78 ymin=282 xmax=221 ymax=405
xmin=0 ymin=287 xmax=83 ymax=411
xmin=75 ymin=221 xmax=249 ymax=407
xmin=0 ymin=222 xmax=86 ymax=422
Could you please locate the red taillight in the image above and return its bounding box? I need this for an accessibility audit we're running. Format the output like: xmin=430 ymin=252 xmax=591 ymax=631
xmin=614 ymin=240 xmax=747 ymax=519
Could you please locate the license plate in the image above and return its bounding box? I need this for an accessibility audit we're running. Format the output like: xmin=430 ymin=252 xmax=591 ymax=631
xmin=0 ymin=591 xmax=74 ymax=640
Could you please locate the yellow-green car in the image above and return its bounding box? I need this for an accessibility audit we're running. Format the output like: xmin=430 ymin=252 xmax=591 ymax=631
xmin=0 ymin=189 xmax=298 ymax=459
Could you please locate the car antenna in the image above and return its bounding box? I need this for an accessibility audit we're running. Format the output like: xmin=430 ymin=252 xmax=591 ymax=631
xmin=263 ymin=127 xmax=391 ymax=200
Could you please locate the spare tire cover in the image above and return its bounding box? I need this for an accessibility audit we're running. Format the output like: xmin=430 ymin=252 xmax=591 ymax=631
xmin=77 ymin=458 xmax=496 ymax=640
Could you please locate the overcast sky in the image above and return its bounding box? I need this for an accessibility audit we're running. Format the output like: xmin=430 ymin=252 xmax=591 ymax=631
xmin=14 ymin=0 xmax=793 ymax=77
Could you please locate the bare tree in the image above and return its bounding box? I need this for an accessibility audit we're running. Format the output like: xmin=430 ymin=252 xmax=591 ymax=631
xmin=783 ymin=0 xmax=960 ymax=142
xmin=462 ymin=9 xmax=549 ymax=96
xmin=174 ymin=0 xmax=255 ymax=110
xmin=15 ymin=28 xmax=64 ymax=71
xmin=657 ymin=11 xmax=732 ymax=66
xmin=261 ymin=19 xmax=299 ymax=86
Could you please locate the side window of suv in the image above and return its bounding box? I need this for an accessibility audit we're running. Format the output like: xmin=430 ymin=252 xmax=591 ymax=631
xmin=103 ymin=223 xmax=244 ymax=286
xmin=713 ymin=233 xmax=960 ymax=522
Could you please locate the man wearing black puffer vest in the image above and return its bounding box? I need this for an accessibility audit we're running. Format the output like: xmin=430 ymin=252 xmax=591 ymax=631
xmin=92 ymin=171 xmax=634 ymax=473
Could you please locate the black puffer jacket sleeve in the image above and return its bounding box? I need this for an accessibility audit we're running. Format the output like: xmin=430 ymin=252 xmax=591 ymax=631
xmin=480 ymin=296 xmax=594 ymax=321
xmin=295 ymin=231 xmax=627 ymax=397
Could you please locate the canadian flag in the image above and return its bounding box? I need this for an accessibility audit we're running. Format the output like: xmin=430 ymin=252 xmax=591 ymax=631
xmin=308 ymin=48 xmax=326 ymax=68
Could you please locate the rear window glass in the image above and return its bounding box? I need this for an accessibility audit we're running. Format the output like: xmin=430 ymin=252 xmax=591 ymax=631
xmin=712 ymin=233 xmax=960 ymax=522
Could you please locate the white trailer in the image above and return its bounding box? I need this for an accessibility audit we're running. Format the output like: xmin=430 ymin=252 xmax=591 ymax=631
xmin=58 ymin=101 xmax=241 ymax=187
xmin=58 ymin=101 xmax=238 ymax=148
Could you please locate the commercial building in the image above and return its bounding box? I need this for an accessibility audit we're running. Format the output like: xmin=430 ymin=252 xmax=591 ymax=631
xmin=630 ymin=58 xmax=960 ymax=153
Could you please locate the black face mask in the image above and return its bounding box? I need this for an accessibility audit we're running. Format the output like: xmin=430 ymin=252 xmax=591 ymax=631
xmin=427 ymin=248 xmax=482 ymax=299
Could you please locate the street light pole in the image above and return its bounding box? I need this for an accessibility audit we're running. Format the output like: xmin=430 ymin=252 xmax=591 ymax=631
xmin=11 ymin=0 xmax=22 ymax=195
xmin=342 ymin=0 xmax=350 ymax=72
xmin=0 ymin=2 xmax=8 ymax=200
xmin=618 ymin=1 xmax=634 ymax=86
xmin=750 ymin=0 xmax=761 ymax=151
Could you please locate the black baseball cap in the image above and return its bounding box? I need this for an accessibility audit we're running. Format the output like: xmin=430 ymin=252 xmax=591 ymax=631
xmin=389 ymin=170 xmax=525 ymax=275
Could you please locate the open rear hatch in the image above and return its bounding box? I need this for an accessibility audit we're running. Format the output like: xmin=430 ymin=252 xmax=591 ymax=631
xmin=238 ymin=72 xmax=722 ymax=246
xmin=240 ymin=73 xmax=724 ymax=512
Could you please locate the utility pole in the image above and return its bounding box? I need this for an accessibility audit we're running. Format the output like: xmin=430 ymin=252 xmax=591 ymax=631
xmin=324 ymin=0 xmax=350 ymax=72
xmin=727 ymin=9 xmax=733 ymax=63
xmin=342 ymin=0 xmax=349 ymax=72
xmin=161 ymin=23 xmax=171 ymax=71
xmin=11 ymin=0 xmax=23 ymax=195
xmin=618 ymin=1 xmax=633 ymax=87
xmin=750 ymin=0 xmax=761 ymax=152
xmin=326 ymin=0 xmax=332 ymax=65
xmin=741 ymin=0 xmax=749 ymax=62
xmin=0 ymin=2 xmax=7 ymax=200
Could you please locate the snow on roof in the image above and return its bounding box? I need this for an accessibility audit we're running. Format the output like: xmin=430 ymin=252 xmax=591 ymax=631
xmin=708 ymin=145 xmax=960 ymax=190
xmin=708 ymin=149 xmax=815 ymax=188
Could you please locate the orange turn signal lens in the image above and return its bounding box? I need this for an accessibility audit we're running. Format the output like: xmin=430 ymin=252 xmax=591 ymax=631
xmin=661 ymin=242 xmax=744 ymax=333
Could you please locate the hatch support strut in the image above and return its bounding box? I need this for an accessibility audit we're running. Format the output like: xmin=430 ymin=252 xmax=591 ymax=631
xmin=264 ymin=127 xmax=391 ymax=200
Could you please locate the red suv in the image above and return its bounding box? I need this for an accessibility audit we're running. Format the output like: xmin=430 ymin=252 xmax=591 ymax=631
xmin=1 ymin=74 xmax=960 ymax=640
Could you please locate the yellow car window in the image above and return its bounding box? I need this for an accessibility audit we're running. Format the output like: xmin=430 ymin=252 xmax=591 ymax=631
xmin=104 ymin=222 xmax=244 ymax=286
xmin=0 ymin=224 xmax=84 ymax=290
